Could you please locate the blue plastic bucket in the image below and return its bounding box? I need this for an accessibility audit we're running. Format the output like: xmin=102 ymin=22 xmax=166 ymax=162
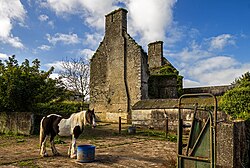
xmin=77 ymin=145 xmax=95 ymax=163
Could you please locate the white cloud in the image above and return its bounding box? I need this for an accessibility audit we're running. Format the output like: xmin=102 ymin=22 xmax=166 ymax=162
xmin=169 ymin=40 xmax=213 ymax=63
xmin=0 ymin=18 xmax=12 ymax=38
xmin=209 ymin=34 xmax=235 ymax=50
xmin=195 ymin=65 xmax=250 ymax=86
xmin=46 ymin=33 xmax=80 ymax=45
xmin=38 ymin=14 xmax=54 ymax=28
xmin=45 ymin=61 xmax=64 ymax=71
xmin=183 ymin=79 xmax=201 ymax=88
xmin=0 ymin=53 xmax=9 ymax=59
xmin=0 ymin=0 xmax=26 ymax=48
xmin=190 ymin=56 xmax=237 ymax=75
xmin=38 ymin=44 xmax=51 ymax=51
xmin=169 ymin=37 xmax=250 ymax=87
xmin=164 ymin=23 xmax=184 ymax=47
xmin=48 ymin=20 xmax=55 ymax=28
xmin=49 ymin=73 xmax=59 ymax=79
xmin=180 ymin=57 xmax=250 ymax=87
xmin=79 ymin=49 xmax=95 ymax=60
xmin=43 ymin=0 xmax=117 ymax=29
xmin=83 ymin=32 xmax=103 ymax=49
xmin=6 ymin=35 xmax=24 ymax=48
xmin=125 ymin=0 xmax=176 ymax=45
xmin=38 ymin=14 xmax=49 ymax=21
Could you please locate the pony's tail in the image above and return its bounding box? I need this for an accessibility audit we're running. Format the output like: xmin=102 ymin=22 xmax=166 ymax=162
xmin=39 ymin=117 xmax=45 ymax=149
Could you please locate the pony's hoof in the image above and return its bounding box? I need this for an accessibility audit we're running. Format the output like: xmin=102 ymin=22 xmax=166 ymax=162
xmin=70 ymin=154 xmax=77 ymax=159
xmin=41 ymin=153 xmax=48 ymax=157
xmin=53 ymin=152 xmax=61 ymax=156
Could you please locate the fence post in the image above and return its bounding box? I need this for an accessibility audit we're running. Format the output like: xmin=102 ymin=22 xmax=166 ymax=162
xmin=165 ymin=116 xmax=168 ymax=138
xmin=119 ymin=117 xmax=121 ymax=134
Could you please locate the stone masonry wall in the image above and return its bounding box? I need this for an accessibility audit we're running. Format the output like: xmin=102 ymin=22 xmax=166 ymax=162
xmin=90 ymin=9 xmax=128 ymax=119
xmin=183 ymin=85 xmax=234 ymax=96
xmin=216 ymin=121 xmax=250 ymax=168
xmin=125 ymin=33 xmax=149 ymax=107
xmin=90 ymin=42 xmax=108 ymax=115
xmin=148 ymin=75 xmax=178 ymax=99
xmin=148 ymin=41 xmax=163 ymax=69
xmin=0 ymin=112 xmax=34 ymax=135
xmin=132 ymin=108 xmax=192 ymax=131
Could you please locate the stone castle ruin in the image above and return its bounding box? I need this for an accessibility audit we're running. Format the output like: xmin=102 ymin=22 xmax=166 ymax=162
xmin=90 ymin=8 xmax=180 ymax=121
xmin=89 ymin=8 xmax=234 ymax=123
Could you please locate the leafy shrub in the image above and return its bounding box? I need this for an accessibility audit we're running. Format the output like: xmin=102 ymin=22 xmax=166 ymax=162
xmin=34 ymin=101 xmax=89 ymax=116
xmin=220 ymin=72 xmax=250 ymax=120
xmin=0 ymin=56 xmax=66 ymax=112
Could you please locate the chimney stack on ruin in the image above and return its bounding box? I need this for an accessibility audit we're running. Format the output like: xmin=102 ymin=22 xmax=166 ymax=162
xmin=148 ymin=41 xmax=164 ymax=69
xmin=105 ymin=8 xmax=128 ymax=36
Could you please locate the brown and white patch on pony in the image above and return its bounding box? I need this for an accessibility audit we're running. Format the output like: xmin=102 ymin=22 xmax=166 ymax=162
xmin=39 ymin=114 xmax=62 ymax=157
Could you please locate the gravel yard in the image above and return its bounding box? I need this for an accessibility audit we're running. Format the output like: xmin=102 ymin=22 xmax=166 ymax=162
xmin=0 ymin=124 xmax=177 ymax=168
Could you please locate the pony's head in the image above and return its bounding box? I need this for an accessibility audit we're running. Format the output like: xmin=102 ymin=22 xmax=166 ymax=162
xmin=85 ymin=109 xmax=96 ymax=128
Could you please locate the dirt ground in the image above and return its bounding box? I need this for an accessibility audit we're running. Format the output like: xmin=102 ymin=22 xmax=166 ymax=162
xmin=0 ymin=124 xmax=177 ymax=168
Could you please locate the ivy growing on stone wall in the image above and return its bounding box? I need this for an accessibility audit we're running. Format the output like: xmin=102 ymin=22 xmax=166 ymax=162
xmin=149 ymin=64 xmax=183 ymax=97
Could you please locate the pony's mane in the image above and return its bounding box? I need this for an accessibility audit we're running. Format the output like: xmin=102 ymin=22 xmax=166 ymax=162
xmin=68 ymin=111 xmax=87 ymax=128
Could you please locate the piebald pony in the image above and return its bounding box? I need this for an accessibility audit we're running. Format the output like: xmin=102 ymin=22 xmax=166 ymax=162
xmin=39 ymin=109 xmax=96 ymax=158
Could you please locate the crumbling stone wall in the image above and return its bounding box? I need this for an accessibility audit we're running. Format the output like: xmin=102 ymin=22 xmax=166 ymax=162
xmin=148 ymin=75 xmax=178 ymax=99
xmin=0 ymin=112 xmax=34 ymax=135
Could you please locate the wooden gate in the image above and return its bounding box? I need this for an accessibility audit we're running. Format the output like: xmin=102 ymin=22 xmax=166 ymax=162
xmin=177 ymin=93 xmax=217 ymax=168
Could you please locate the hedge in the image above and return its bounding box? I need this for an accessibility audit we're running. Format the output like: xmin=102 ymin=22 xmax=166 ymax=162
xmin=219 ymin=86 xmax=250 ymax=120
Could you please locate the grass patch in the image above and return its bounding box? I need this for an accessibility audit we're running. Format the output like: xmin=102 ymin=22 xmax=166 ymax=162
xmin=54 ymin=136 xmax=66 ymax=144
xmin=18 ymin=160 xmax=38 ymax=168
xmin=16 ymin=139 xmax=25 ymax=143
xmin=0 ymin=133 xmax=27 ymax=144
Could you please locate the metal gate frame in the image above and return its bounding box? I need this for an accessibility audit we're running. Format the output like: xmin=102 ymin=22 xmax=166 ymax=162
xmin=177 ymin=93 xmax=217 ymax=168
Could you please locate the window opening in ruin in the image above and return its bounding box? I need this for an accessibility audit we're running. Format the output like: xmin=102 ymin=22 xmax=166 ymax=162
xmin=111 ymin=14 xmax=114 ymax=22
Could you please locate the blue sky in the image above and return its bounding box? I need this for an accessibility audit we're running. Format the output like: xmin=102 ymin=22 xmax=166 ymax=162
xmin=0 ymin=0 xmax=250 ymax=88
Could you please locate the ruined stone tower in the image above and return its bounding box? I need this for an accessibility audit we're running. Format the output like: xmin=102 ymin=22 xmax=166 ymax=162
xmin=90 ymin=8 xmax=179 ymax=122
xmin=90 ymin=8 xmax=149 ymax=121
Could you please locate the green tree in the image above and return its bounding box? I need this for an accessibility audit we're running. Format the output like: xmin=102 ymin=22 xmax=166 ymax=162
xmin=220 ymin=71 xmax=250 ymax=120
xmin=233 ymin=71 xmax=250 ymax=87
xmin=0 ymin=55 xmax=66 ymax=112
